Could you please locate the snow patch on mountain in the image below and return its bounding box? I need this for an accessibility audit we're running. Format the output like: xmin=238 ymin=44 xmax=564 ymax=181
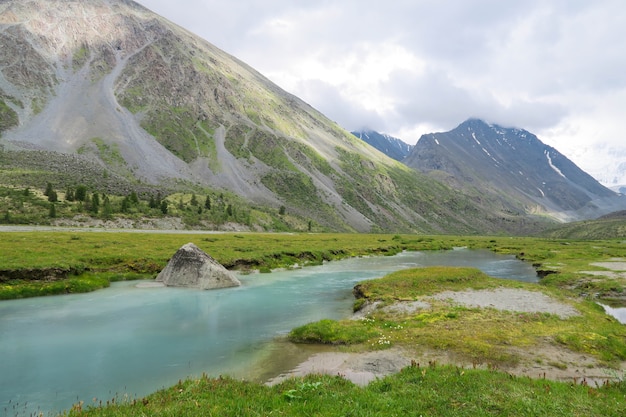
xmin=545 ymin=150 xmax=566 ymax=179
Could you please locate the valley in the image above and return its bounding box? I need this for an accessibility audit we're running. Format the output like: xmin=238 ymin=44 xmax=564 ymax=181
xmin=1 ymin=1 xmax=626 ymax=415
xmin=2 ymin=0 xmax=624 ymax=235
xmin=1 ymin=231 xmax=625 ymax=415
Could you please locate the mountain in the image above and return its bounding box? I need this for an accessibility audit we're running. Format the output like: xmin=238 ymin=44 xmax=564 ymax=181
xmin=404 ymin=119 xmax=626 ymax=221
xmin=351 ymin=130 xmax=413 ymax=161
xmin=0 ymin=0 xmax=545 ymax=234
xmin=541 ymin=210 xmax=626 ymax=240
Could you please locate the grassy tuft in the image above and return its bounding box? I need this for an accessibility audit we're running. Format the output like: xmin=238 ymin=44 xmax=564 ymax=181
xmin=66 ymin=365 xmax=626 ymax=416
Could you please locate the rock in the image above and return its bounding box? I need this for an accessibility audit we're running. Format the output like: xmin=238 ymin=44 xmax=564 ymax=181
xmin=156 ymin=243 xmax=241 ymax=290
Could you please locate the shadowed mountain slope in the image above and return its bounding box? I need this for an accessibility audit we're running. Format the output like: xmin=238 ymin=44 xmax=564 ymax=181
xmin=404 ymin=119 xmax=625 ymax=221
xmin=352 ymin=130 xmax=413 ymax=162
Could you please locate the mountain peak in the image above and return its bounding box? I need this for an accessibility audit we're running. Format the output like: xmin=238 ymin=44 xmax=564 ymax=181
xmin=456 ymin=118 xmax=528 ymax=136
xmin=405 ymin=121 xmax=621 ymax=221
xmin=351 ymin=130 xmax=413 ymax=162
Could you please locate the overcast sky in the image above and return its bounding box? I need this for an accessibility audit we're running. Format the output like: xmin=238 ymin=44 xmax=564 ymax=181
xmin=137 ymin=0 xmax=626 ymax=184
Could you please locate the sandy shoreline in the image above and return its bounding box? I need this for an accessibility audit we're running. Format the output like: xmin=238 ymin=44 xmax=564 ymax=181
xmin=267 ymin=286 xmax=625 ymax=387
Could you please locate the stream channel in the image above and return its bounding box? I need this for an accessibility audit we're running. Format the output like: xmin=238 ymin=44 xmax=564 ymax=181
xmin=0 ymin=248 xmax=568 ymax=414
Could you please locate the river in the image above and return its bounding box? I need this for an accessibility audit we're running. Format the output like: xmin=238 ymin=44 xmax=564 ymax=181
xmin=1 ymin=249 xmax=538 ymax=415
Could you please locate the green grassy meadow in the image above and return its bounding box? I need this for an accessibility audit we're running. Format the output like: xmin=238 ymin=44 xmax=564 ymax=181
xmin=291 ymin=267 xmax=626 ymax=367
xmin=1 ymin=231 xmax=626 ymax=416
xmin=3 ymin=232 xmax=624 ymax=300
xmin=65 ymin=367 xmax=626 ymax=417
xmin=0 ymin=232 xmax=459 ymax=299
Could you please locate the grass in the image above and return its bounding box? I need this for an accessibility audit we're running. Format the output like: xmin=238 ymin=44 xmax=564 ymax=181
xmin=0 ymin=232 xmax=423 ymax=299
xmin=1 ymin=233 xmax=625 ymax=300
xmin=0 ymin=99 xmax=19 ymax=132
xmin=2 ymin=233 xmax=626 ymax=415
xmin=65 ymin=366 xmax=626 ymax=416
xmin=291 ymin=266 xmax=626 ymax=367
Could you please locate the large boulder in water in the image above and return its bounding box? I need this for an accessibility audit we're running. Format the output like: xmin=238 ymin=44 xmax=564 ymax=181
xmin=156 ymin=243 xmax=241 ymax=290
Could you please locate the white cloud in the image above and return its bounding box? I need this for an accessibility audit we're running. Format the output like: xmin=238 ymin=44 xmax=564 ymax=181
xmin=138 ymin=0 xmax=626 ymax=184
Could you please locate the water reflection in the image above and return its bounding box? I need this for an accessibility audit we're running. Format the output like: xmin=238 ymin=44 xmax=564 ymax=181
xmin=600 ymin=303 xmax=626 ymax=324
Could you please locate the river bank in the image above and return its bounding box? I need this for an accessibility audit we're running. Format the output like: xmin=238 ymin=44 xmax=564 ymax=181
xmin=268 ymin=286 xmax=626 ymax=387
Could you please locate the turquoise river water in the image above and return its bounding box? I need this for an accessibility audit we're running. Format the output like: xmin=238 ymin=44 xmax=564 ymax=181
xmin=1 ymin=249 xmax=540 ymax=415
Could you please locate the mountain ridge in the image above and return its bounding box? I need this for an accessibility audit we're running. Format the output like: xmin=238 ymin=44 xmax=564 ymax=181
xmin=403 ymin=119 xmax=624 ymax=221
xmin=1 ymin=0 xmax=548 ymax=234
xmin=351 ymin=130 xmax=413 ymax=162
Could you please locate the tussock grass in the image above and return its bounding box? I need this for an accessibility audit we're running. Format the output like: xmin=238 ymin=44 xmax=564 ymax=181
xmin=66 ymin=366 xmax=626 ymax=416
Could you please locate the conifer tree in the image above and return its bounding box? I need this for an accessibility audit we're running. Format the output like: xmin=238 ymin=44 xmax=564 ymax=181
xmin=44 ymin=182 xmax=53 ymax=197
xmin=65 ymin=187 xmax=75 ymax=202
xmin=102 ymin=195 xmax=113 ymax=219
xmin=121 ymin=196 xmax=131 ymax=213
xmin=48 ymin=190 xmax=58 ymax=203
xmin=91 ymin=193 xmax=100 ymax=214
xmin=75 ymin=185 xmax=87 ymax=202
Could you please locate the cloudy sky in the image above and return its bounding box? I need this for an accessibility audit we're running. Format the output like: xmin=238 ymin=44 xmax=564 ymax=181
xmin=137 ymin=0 xmax=626 ymax=185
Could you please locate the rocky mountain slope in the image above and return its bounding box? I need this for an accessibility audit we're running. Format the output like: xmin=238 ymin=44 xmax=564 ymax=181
xmin=404 ymin=119 xmax=625 ymax=221
xmin=0 ymin=0 xmax=549 ymax=234
xmin=351 ymin=130 xmax=413 ymax=162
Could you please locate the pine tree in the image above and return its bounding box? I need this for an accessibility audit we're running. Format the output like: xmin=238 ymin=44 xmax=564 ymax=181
xmin=121 ymin=196 xmax=131 ymax=213
xmin=190 ymin=193 xmax=198 ymax=206
xmin=75 ymin=185 xmax=87 ymax=202
xmin=44 ymin=182 xmax=53 ymax=197
xmin=160 ymin=200 xmax=168 ymax=215
xmin=129 ymin=191 xmax=139 ymax=205
xmin=204 ymin=195 xmax=211 ymax=210
xmin=91 ymin=193 xmax=100 ymax=214
xmin=65 ymin=187 xmax=75 ymax=202
xmin=83 ymin=194 xmax=91 ymax=212
xmin=102 ymin=195 xmax=113 ymax=219
xmin=48 ymin=190 xmax=58 ymax=203
xmin=49 ymin=203 xmax=56 ymax=218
